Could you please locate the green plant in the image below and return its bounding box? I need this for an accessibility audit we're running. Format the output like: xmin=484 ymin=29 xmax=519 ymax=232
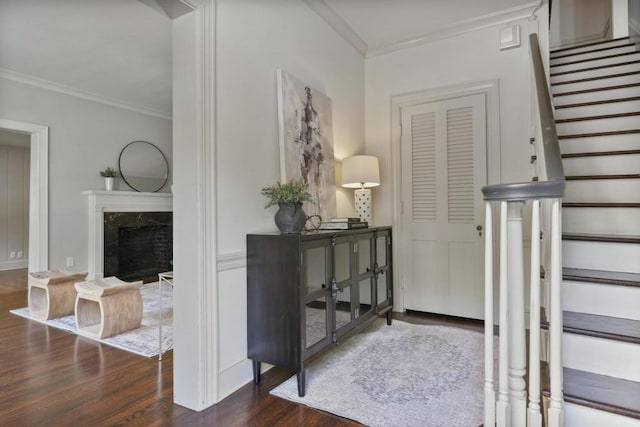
xmin=261 ymin=179 xmax=312 ymax=208
xmin=99 ymin=167 xmax=119 ymax=178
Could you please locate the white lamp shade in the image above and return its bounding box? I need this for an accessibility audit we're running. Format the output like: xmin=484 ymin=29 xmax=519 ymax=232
xmin=341 ymin=155 xmax=380 ymax=188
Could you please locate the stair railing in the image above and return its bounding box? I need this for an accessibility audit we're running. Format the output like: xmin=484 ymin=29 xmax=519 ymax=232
xmin=482 ymin=33 xmax=565 ymax=427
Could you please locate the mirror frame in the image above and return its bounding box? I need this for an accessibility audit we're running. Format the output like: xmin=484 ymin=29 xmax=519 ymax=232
xmin=118 ymin=140 xmax=169 ymax=192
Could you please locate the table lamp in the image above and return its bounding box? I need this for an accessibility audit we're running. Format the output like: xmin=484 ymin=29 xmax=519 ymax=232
xmin=341 ymin=155 xmax=380 ymax=223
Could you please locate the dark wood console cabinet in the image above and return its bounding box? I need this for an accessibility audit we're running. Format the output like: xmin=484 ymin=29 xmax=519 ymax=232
xmin=247 ymin=226 xmax=393 ymax=397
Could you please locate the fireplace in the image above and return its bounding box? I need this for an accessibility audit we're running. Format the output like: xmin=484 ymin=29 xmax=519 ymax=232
xmin=104 ymin=212 xmax=172 ymax=282
xmin=83 ymin=190 xmax=173 ymax=280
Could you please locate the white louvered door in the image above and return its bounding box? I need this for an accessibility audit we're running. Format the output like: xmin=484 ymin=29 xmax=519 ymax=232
xmin=401 ymin=93 xmax=487 ymax=319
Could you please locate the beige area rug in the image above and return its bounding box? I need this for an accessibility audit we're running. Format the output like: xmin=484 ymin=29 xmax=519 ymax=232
xmin=271 ymin=319 xmax=497 ymax=427
xmin=11 ymin=282 xmax=172 ymax=358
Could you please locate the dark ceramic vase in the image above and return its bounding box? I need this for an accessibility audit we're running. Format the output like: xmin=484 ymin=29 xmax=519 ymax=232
xmin=274 ymin=202 xmax=307 ymax=233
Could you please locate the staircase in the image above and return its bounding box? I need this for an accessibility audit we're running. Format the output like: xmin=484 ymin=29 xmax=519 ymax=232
xmin=543 ymin=37 xmax=640 ymax=426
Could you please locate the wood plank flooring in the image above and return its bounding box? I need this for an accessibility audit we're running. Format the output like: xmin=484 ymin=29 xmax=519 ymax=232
xmin=0 ymin=269 xmax=482 ymax=426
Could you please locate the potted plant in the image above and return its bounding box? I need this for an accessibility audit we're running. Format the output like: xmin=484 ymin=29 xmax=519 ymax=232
xmin=100 ymin=167 xmax=119 ymax=191
xmin=261 ymin=179 xmax=312 ymax=233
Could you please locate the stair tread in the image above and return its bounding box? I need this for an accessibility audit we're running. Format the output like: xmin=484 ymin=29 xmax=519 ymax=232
xmin=553 ymin=82 xmax=640 ymax=97
xmin=559 ymin=129 xmax=640 ymax=139
xmin=550 ymin=37 xmax=630 ymax=54
xmin=554 ymin=95 xmax=640 ymax=109
xmin=563 ymin=267 xmax=640 ymax=287
xmin=563 ymin=233 xmax=640 ymax=243
xmin=562 ymin=149 xmax=640 ymax=158
xmin=542 ymin=363 xmax=640 ymax=419
xmin=563 ymin=202 xmax=640 ymax=208
xmin=551 ymin=43 xmax=636 ymax=61
xmin=566 ymin=173 xmax=640 ymax=180
xmin=551 ymin=59 xmax=640 ymax=77
xmin=550 ymin=50 xmax=640 ymax=68
xmin=555 ymin=111 xmax=640 ymax=123
xmin=565 ymin=311 xmax=640 ymax=344
xmin=552 ymin=69 xmax=640 ymax=86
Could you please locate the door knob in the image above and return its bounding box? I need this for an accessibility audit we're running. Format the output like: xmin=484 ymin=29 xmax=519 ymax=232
xmin=476 ymin=225 xmax=483 ymax=236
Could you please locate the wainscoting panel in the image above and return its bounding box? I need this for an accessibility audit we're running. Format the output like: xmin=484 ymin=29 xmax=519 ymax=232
xmin=0 ymin=145 xmax=29 ymax=271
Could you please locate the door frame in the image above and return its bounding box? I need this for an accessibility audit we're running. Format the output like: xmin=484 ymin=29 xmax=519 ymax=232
xmin=0 ymin=119 xmax=48 ymax=273
xmin=390 ymin=80 xmax=501 ymax=311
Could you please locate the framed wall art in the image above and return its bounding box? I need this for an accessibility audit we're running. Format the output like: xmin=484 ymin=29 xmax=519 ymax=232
xmin=277 ymin=69 xmax=337 ymax=222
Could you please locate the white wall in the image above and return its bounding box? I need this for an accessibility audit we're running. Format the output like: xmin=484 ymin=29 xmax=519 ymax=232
xmin=0 ymin=144 xmax=29 ymax=270
xmin=550 ymin=0 xmax=613 ymax=48
xmin=213 ymin=0 xmax=365 ymax=401
xmin=0 ymin=78 xmax=172 ymax=272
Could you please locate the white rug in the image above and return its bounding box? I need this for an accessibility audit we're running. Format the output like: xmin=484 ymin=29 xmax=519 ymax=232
xmin=271 ymin=319 xmax=495 ymax=427
xmin=11 ymin=282 xmax=173 ymax=358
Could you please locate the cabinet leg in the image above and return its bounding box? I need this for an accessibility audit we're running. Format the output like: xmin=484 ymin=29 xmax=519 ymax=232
xmin=252 ymin=360 xmax=261 ymax=384
xmin=296 ymin=371 xmax=306 ymax=397
xmin=386 ymin=310 xmax=393 ymax=325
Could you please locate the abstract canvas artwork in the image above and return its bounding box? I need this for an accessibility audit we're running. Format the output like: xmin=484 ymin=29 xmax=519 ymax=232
xmin=277 ymin=69 xmax=337 ymax=222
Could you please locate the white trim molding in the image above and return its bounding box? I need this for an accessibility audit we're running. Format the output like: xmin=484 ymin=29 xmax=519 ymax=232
xmin=303 ymin=0 xmax=368 ymax=57
xmin=390 ymin=80 xmax=501 ymax=312
xmin=0 ymin=119 xmax=48 ymax=273
xmin=0 ymin=68 xmax=171 ymax=121
xmin=82 ymin=190 xmax=172 ymax=280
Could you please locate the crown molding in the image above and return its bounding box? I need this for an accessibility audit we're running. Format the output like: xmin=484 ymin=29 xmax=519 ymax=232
xmin=367 ymin=1 xmax=542 ymax=58
xmin=0 ymin=68 xmax=172 ymax=121
xmin=303 ymin=0 xmax=368 ymax=57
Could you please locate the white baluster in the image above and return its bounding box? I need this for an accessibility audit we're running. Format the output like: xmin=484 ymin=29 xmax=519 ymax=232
xmin=484 ymin=202 xmax=495 ymax=427
xmin=496 ymin=201 xmax=511 ymax=427
xmin=528 ymin=200 xmax=542 ymax=427
xmin=548 ymin=199 xmax=564 ymax=427
xmin=507 ymin=201 xmax=527 ymax=426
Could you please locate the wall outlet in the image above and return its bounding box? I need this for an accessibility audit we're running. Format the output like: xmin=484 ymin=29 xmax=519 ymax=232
xmin=9 ymin=252 xmax=15 ymax=259
xmin=66 ymin=257 xmax=74 ymax=267
xmin=17 ymin=251 xmax=23 ymax=259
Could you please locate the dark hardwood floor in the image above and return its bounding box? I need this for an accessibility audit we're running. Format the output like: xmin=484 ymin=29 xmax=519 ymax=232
xmin=0 ymin=269 xmax=482 ymax=426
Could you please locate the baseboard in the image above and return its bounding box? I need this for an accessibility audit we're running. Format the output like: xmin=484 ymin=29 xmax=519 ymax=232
xmin=217 ymin=358 xmax=273 ymax=403
xmin=0 ymin=260 xmax=28 ymax=271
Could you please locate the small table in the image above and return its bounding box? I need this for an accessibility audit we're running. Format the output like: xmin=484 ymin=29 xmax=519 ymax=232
xmin=158 ymin=271 xmax=174 ymax=361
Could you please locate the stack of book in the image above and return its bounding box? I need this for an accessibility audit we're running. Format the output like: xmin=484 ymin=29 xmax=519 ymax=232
xmin=318 ymin=217 xmax=368 ymax=230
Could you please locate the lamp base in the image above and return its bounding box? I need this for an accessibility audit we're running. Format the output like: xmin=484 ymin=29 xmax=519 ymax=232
xmin=354 ymin=188 xmax=372 ymax=223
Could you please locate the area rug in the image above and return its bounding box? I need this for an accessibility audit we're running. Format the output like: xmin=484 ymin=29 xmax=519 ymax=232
xmin=270 ymin=319 xmax=496 ymax=427
xmin=10 ymin=282 xmax=172 ymax=358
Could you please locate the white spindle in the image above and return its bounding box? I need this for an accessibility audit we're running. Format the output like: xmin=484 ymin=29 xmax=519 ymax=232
xmin=548 ymin=199 xmax=564 ymax=427
xmin=528 ymin=200 xmax=542 ymax=427
xmin=484 ymin=202 xmax=495 ymax=427
xmin=496 ymin=201 xmax=511 ymax=427
xmin=507 ymin=201 xmax=527 ymax=426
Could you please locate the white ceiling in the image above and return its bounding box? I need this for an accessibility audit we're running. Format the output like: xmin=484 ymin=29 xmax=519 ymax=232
xmin=0 ymin=0 xmax=536 ymax=120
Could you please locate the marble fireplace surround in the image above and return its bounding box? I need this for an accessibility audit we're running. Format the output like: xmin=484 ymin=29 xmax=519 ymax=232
xmin=83 ymin=190 xmax=173 ymax=280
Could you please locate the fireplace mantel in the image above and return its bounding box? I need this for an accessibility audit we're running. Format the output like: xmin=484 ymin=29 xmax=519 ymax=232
xmin=83 ymin=190 xmax=173 ymax=279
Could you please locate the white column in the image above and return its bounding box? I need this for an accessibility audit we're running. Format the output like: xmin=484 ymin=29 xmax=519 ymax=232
xmin=528 ymin=200 xmax=542 ymax=427
xmin=507 ymin=201 xmax=527 ymax=426
xmin=548 ymin=199 xmax=564 ymax=427
xmin=496 ymin=201 xmax=511 ymax=427
xmin=484 ymin=202 xmax=496 ymax=427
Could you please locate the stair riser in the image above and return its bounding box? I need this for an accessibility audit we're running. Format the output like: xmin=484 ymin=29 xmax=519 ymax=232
xmin=563 ymin=281 xmax=640 ymax=321
xmin=565 ymin=179 xmax=640 ymax=203
xmin=554 ymin=99 xmax=640 ymax=120
xmin=551 ymin=45 xmax=638 ymax=66
xmin=552 ymin=73 xmax=640 ymax=94
xmin=556 ymin=116 xmax=640 ymax=135
xmin=551 ymin=53 xmax=640 ymax=74
xmin=565 ymin=402 xmax=640 ymax=427
xmin=563 ymin=333 xmax=640 ymax=381
xmin=551 ymin=61 xmax=640 ymax=84
xmin=563 ymin=154 xmax=640 ymax=175
xmin=560 ymin=133 xmax=640 ymax=154
xmin=551 ymin=39 xmax=633 ymax=57
xmin=563 ymin=240 xmax=640 ymax=273
xmin=554 ymin=86 xmax=640 ymax=106
xmin=564 ymin=208 xmax=640 ymax=235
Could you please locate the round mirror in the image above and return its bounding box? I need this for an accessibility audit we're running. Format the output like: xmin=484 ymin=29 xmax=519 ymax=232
xmin=118 ymin=141 xmax=169 ymax=192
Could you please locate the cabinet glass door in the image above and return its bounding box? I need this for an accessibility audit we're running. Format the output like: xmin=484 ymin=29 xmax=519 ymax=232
xmin=302 ymin=245 xmax=328 ymax=296
xmin=305 ymin=296 xmax=329 ymax=349
xmin=376 ymin=233 xmax=392 ymax=308
xmin=357 ymin=235 xmax=375 ymax=319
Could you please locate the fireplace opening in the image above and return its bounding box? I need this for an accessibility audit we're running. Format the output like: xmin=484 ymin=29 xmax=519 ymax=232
xmin=104 ymin=212 xmax=172 ymax=282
